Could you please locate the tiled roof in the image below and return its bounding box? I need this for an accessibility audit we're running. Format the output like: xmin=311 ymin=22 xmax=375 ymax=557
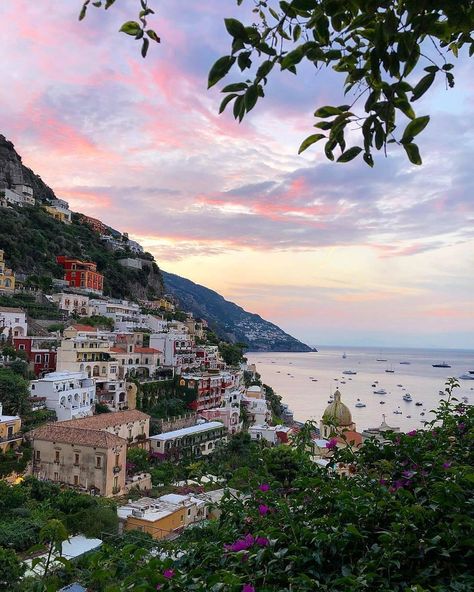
xmin=110 ymin=346 xmax=126 ymax=353
xmin=70 ymin=325 xmax=96 ymax=332
xmin=134 ymin=347 xmax=161 ymax=354
xmin=31 ymin=424 xmax=126 ymax=448
xmin=62 ymin=409 xmax=150 ymax=430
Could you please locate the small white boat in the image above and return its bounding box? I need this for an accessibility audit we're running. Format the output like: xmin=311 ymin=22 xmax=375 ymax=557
xmin=343 ymin=370 xmax=357 ymax=375
xmin=415 ymin=402 xmax=423 ymax=406
xmin=397 ymin=384 xmax=403 ymax=387
xmin=374 ymin=389 xmax=387 ymax=395
xmin=459 ymin=374 xmax=474 ymax=380
xmin=403 ymin=393 xmax=413 ymax=402
xmin=355 ymin=399 xmax=366 ymax=408
xmin=380 ymin=401 xmax=386 ymax=405
xmin=400 ymin=361 xmax=411 ymax=365
xmin=393 ymin=409 xmax=402 ymax=415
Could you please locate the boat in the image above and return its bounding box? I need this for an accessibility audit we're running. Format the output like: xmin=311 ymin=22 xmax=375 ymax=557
xmin=469 ymin=370 xmax=474 ymax=375
xmin=371 ymin=383 xmax=377 ymax=387
xmin=402 ymin=393 xmax=413 ymax=402
xmin=385 ymin=365 xmax=395 ymax=373
xmin=376 ymin=359 xmax=387 ymax=362
xmin=439 ymin=390 xmax=445 ymax=396
xmin=462 ymin=396 xmax=468 ymax=403
xmin=393 ymin=409 xmax=402 ymax=415
xmin=342 ymin=352 xmax=347 ymax=359
xmin=312 ymin=379 xmax=318 ymax=382
xmin=406 ymin=415 xmax=411 ymax=418
xmin=379 ymin=401 xmax=386 ymax=405
xmin=340 ymin=380 xmax=346 ymax=384
xmin=432 ymin=362 xmax=451 ymax=368
xmin=459 ymin=373 xmax=474 ymax=380
xmin=397 ymin=384 xmax=403 ymax=387
xmin=355 ymin=399 xmax=366 ymax=408
xmin=399 ymin=361 xmax=411 ymax=365
xmin=374 ymin=389 xmax=387 ymax=395
xmin=415 ymin=402 xmax=423 ymax=406
xmin=342 ymin=370 xmax=357 ymax=375
xmin=420 ymin=412 xmax=425 ymax=416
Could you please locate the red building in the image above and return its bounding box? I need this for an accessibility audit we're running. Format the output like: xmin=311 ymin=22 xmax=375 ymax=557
xmin=13 ymin=336 xmax=57 ymax=377
xmin=56 ymin=256 xmax=104 ymax=294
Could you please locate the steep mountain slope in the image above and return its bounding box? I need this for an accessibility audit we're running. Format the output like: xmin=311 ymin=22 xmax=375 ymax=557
xmin=163 ymin=271 xmax=313 ymax=352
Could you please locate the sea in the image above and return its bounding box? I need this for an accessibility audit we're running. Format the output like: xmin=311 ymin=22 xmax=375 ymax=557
xmin=246 ymin=347 xmax=474 ymax=432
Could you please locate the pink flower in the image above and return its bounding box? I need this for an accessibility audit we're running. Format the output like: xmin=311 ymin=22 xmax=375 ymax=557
xmin=242 ymin=585 xmax=255 ymax=592
xmin=458 ymin=422 xmax=466 ymax=432
xmin=443 ymin=461 xmax=452 ymax=469
xmin=407 ymin=430 xmax=417 ymax=437
xmin=258 ymin=483 xmax=270 ymax=492
xmin=163 ymin=569 xmax=174 ymax=579
xmin=225 ymin=534 xmax=255 ymax=552
xmin=255 ymin=536 xmax=269 ymax=547
xmin=258 ymin=504 xmax=270 ymax=516
xmin=325 ymin=438 xmax=338 ymax=450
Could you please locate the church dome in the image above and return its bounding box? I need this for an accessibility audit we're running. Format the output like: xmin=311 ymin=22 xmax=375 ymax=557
xmin=322 ymin=390 xmax=352 ymax=426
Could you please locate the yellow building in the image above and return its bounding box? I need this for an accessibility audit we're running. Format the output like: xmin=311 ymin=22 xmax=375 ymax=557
xmin=0 ymin=249 xmax=15 ymax=293
xmin=118 ymin=497 xmax=186 ymax=540
xmin=0 ymin=403 xmax=22 ymax=453
xmin=43 ymin=199 xmax=72 ymax=224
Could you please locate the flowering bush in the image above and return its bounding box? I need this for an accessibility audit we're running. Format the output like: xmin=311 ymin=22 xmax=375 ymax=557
xmin=57 ymin=383 xmax=473 ymax=592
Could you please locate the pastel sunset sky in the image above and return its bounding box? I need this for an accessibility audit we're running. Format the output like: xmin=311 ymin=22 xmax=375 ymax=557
xmin=1 ymin=1 xmax=473 ymax=349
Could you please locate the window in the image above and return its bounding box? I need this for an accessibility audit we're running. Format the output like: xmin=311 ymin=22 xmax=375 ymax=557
xmin=7 ymin=426 xmax=13 ymax=438
xmin=115 ymin=454 xmax=120 ymax=467
xmin=113 ymin=476 xmax=118 ymax=490
xmin=55 ymin=450 xmax=60 ymax=463
xmin=128 ymin=428 xmax=132 ymax=439
xmin=187 ymin=509 xmax=191 ymax=516
xmin=54 ymin=472 xmax=59 ymax=481
xmin=31 ymin=384 xmax=35 ymax=391
xmin=96 ymin=456 xmax=102 ymax=469
xmin=74 ymin=453 xmax=80 ymax=465
xmin=19 ymin=344 xmax=25 ymax=351
xmin=74 ymin=475 xmax=79 ymax=486
xmin=35 ymin=354 xmax=41 ymax=364
xmin=35 ymin=450 xmax=40 ymax=461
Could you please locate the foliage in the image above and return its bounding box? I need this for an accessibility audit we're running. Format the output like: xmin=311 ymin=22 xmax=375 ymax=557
xmin=0 ymin=546 xmax=25 ymax=591
xmin=127 ymin=447 xmax=150 ymax=474
xmin=21 ymin=409 xmax=57 ymax=432
xmin=94 ymin=402 xmax=111 ymax=414
xmin=49 ymin=388 xmax=474 ymax=592
xmin=0 ymin=445 xmax=31 ymax=478
xmin=218 ymin=342 xmax=247 ymax=366
xmin=0 ymin=368 xmax=31 ymax=415
xmin=77 ymin=315 xmax=115 ymax=330
xmin=210 ymin=0 xmax=474 ymax=166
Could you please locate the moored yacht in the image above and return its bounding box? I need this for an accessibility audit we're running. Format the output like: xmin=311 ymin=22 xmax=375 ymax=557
xmin=342 ymin=370 xmax=357 ymax=375
xmin=402 ymin=393 xmax=413 ymax=402
xmin=374 ymin=389 xmax=387 ymax=395
xmin=432 ymin=362 xmax=451 ymax=368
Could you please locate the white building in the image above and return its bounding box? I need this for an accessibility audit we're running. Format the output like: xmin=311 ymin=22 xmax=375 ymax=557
xmin=4 ymin=186 xmax=35 ymax=207
xmin=88 ymin=299 xmax=141 ymax=322
xmin=50 ymin=293 xmax=90 ymax=316
xmin=248 ymin=424 xmax=291 ymax=445
xmin=243 ymin=396 xmax=271 ymax=425
xmin=0 ymin=306 xmax=27 ymax=340
xmin=149 ymin=421 xmax=227 ymax=459
xmin=29 ymin=371 xmax=95 ymax=421
xmin=149 ymin=331 xmax=197 ymax=372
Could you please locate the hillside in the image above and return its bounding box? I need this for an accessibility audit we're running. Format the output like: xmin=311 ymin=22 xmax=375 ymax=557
xmin=163 ymin=271 xmax=313 ymax=351
xmin=1 ymin=133 xmax=313 ymax=351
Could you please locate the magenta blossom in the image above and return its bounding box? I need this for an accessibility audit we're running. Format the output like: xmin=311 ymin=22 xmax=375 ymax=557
xmin=407 ymin=430 xmax=417 ymax=437
xmin=443 ymin=461 xmax=452 ymax=469
xmin=402 ymin=470 xmax=414 ymax=479
xmin=258 ymin=483 xmax=270 ymax=492
xmin=225 ymin=534 xmax=255 ymax=552
xmin=242 ymin=585 xmax=255 ymax=592
xmin=325 ymin=438 xmax=338 ymax=450
xmin=457 ymin=422 xmax=466 ymax=432
xmin=379 ymin=478 xmax=388 ymax=486
xmin=255 ymin=536 xmax=269 ymax=547
xmin=258 ymin=504 xmax=270 ymax=516
xmin=163 ymin=569 xmax=174 ymax=579
xmin=389 ymin=480 xmax=405 ymax=493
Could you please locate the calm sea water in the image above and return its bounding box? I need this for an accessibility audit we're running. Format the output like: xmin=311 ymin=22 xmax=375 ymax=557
xmin=246 ymin=347 xmax=474 ymax=432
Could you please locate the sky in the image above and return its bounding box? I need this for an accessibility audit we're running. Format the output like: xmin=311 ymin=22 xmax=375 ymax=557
xmin=0 ymin=1 xmax=473 ymax=349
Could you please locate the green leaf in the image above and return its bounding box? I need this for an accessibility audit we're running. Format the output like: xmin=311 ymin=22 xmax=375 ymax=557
xmin=105 ymin=0 xmax=116 ymax=8
xmin=337 ymin=146 xmax=362 ymax=163
xmin=403 ymin=143 xmax=422 ymax=165
xmin=224 ymin=18 xmax=247 ymax=40
xmin=141 ymin=37 xmax=149 ymax=58
xmin=219 ymin=94 xmax=238 ymax=114
xmin=119 ymin=21 xmax=141 ymax=36
xmin=79 ymin=3 xmax=88 ymax=20
xmin=146 ymin=29 xmax=161 ymax=43
xmin=256 ymin=60 xmax=274 ymax=80
xmin=298 ymin=134 xmax=326 ymax=154
xmin=208 ymin=56 xmax=236 ymax=89
xmin=411 ymin=73 xmax=435 ymax=101
xmin=363 ymin=152 xmax=374 ymax=167
xmin=244 ymin=85 xmax=258 ymax=112
xmin=293 ymin=24 xmax=301 ymax=42
xmin=222 ymin=83 xmax=248 ymax=92
xmin=280 ymin=47 xmax=305 ymax=70
xmin=314 ymin=106 xmax=342 ymax=118
xmin=402 ymin=116 xmax=430 ymax=141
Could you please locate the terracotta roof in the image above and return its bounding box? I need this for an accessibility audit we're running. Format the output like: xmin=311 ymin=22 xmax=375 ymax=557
xmin=134 ymin=347 xmax=162 ymax=354
xmin=62 ymin=409 xmax=150 ymax=430
xmin=31 ymin=424 xmax=126 ymax=448
xmin=110 ymin=346 xmax=126 ymax=353
xmin=337 ymin=431 xmax=363 ymax=447
xmin=70 ymin=325 xmax=96 ymax=332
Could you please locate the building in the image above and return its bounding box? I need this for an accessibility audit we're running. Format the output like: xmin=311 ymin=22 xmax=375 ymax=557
xmin=361 ymin=415 xmax=400 ymax=443
xmin=242 ymin=396 xmax=271 ymax=426
xmin=77 ymin=214 xmax=110 ymax=235
xmin=117 ymin=496 xmax=189 ymax=540
xmin=56 ymin=256 xmax=104 ymax=295
xmin=88 ymin=298 xmax=141 ymax=324
xmin=0 ymin=402 xmax=22 ymax=453
xmin=31 ymin=423 xmax=126 ymax=496
xmin=0 ymin=250 xmax=15 ymax=293
xmin=149 ymin=331 xmax=196 ymax=372
xmin=62 ymin=409 xmax=150 ymax=449
xmin=149 ymin=421 xmax=227 ymax=460
xmin=43 ymin=199 xmax=72 ymax=224
xmin=320 ymin=390 xmax=362 ymax=448
xmin=248 ymin=424 xmax=291 ymax=445
xmin=29 ymin=371 xmax=95 ymax=421
xmin=50 ymin=293 xmax=90 ymax=316
xmin=0 ymin=306 xmax=27 ymax=340
xmin=3 ymin=186 xmax=34 ymax=207
xmin=110 ymin=343 xmax=162 ymax=380
xmin=13 ymin=335 xmax=57 ymax=377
